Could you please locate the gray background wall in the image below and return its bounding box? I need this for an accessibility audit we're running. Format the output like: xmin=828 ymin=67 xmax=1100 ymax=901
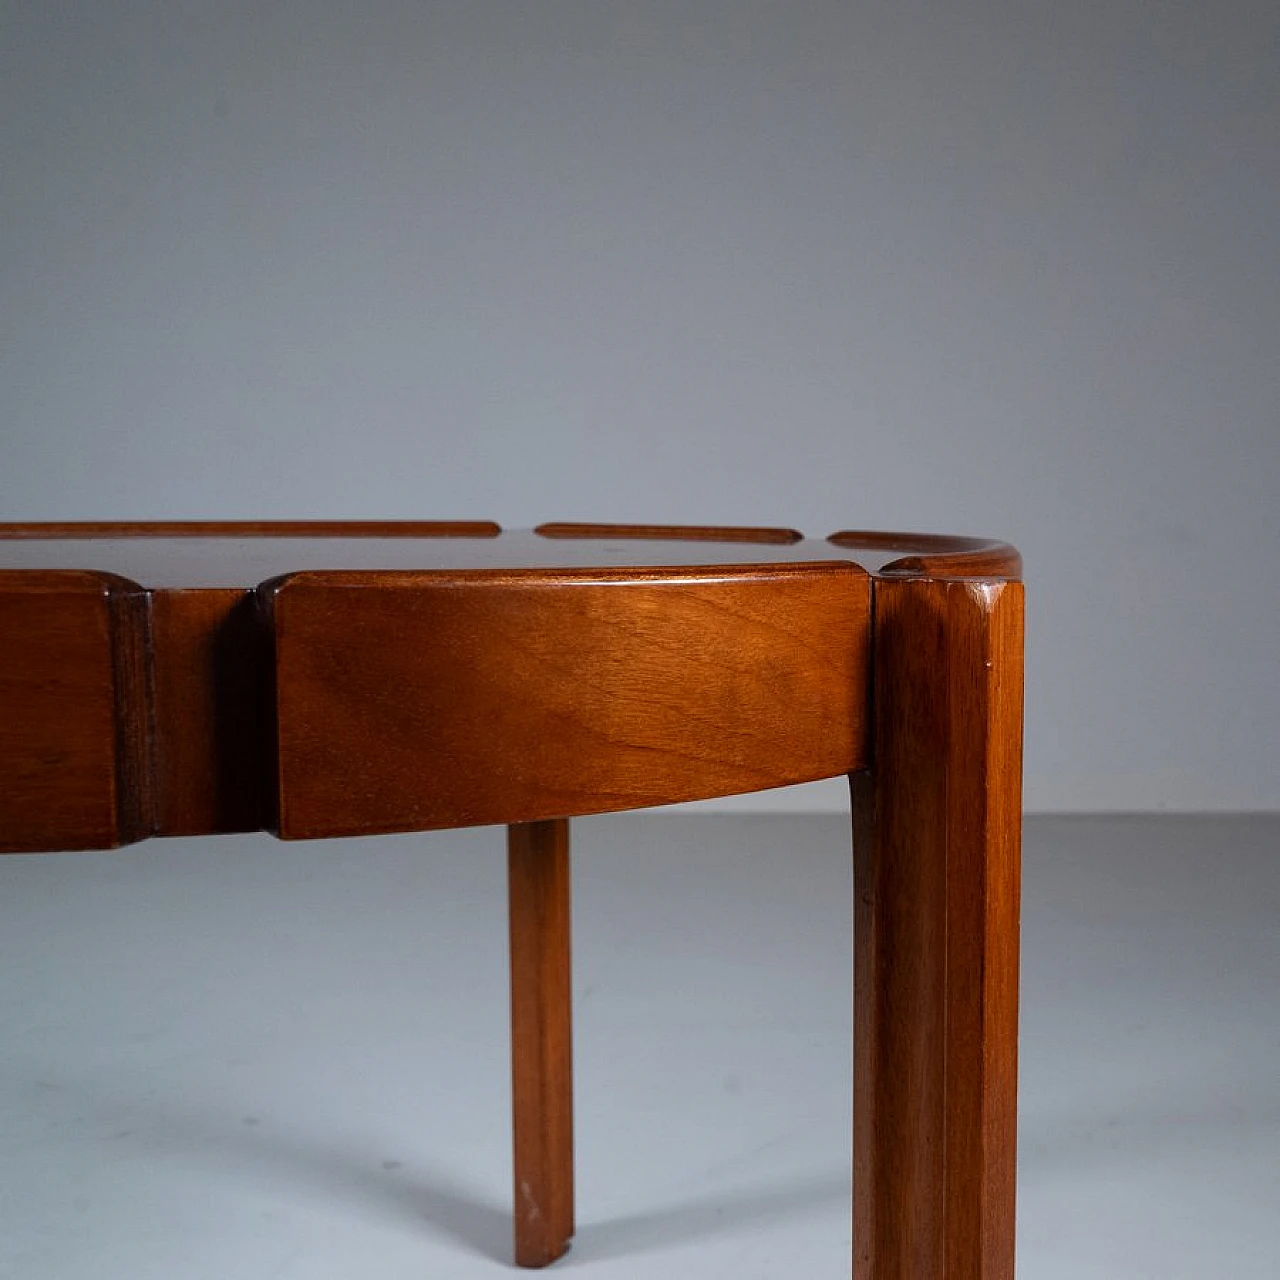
xmin=2 ymin=2 xmax=1276 ymax=813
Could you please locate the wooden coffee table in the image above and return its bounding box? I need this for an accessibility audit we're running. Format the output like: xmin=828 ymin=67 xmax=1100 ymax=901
xmin=0 ymin=521 xmax=1023 ymax=1277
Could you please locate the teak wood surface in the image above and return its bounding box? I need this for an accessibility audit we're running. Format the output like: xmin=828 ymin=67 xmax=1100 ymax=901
xmin=0 ymin=521 xmax=1024 ymax=1278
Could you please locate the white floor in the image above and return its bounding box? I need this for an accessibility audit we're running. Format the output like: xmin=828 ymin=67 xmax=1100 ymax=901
xmin=1 ymin=814 xmax=1276 ymax=1278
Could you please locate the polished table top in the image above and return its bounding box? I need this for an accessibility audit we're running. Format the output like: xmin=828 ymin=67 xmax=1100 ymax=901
xmin=0 ymin=521 xmax=1020 ymax=583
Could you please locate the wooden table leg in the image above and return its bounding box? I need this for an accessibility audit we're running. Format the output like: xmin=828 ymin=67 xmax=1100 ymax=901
xmin=508 ymin=818 xmax=575 ymax=1267
xmin=852 ymin=578 xmax=1024 ymax=1279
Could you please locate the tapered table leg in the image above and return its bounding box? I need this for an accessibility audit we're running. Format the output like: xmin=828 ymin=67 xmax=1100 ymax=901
xmin=852 ymin=578 xmax=1024 ymax=1279
xmin=508 ymin=818 xmax=575 ymax=1267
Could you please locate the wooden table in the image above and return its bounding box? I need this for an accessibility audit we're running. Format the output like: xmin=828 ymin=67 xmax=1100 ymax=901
xmin=0 ymin=521 xmax=1024 ymax=1278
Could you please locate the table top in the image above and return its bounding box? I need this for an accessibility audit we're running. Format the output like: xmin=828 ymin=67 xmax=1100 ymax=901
xmin=0 ymin=522 xmax=1020 ymax=586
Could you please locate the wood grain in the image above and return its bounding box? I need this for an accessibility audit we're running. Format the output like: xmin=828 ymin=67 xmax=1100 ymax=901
xmin=0 ymin=571 xmax=153 ymax=851
xmin=509 ymin=819 xmax=574 ymax=1267
xmin=852 ymin=577 xmax=1023 ymax=1279
xmin=263 ymin=564 xmax=869 ymax=838
xmin=0 ymin=522 xmax=1028 ymax=1275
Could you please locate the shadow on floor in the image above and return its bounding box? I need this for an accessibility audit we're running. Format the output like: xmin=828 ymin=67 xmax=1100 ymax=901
xmin=566 ymin=1170 xmax=850 ymax=1264
xmin=13 ymin=1071 xmax=849 ymax=1267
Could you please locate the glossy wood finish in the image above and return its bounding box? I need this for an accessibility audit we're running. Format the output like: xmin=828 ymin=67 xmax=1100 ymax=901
xmin=0 ymin=521 xmax=1025 ymax=1277
xmin=263 ymin=564 xmax=869 ymax=838
xmin=852 ymin=578 xmax=1023 ymax=1280
xmin=828 ymin=530 xmax=1022 ymax=579
xmin=0 ymin=523 xmax=1009 ymax=583
xmin=536 ymin=521 xmax=803 ymax=544
xmin=0 ymin=571 xmax=152 ymax=852
xmin=508 ymin=819 xmax=575 ymax=1267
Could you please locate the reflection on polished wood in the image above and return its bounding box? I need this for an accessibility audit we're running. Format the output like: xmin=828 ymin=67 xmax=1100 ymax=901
xmin=828 ymin=528 xmax=1022 ymax=579
xmin=0 ymin=522 xmax=1023 ymax=1277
